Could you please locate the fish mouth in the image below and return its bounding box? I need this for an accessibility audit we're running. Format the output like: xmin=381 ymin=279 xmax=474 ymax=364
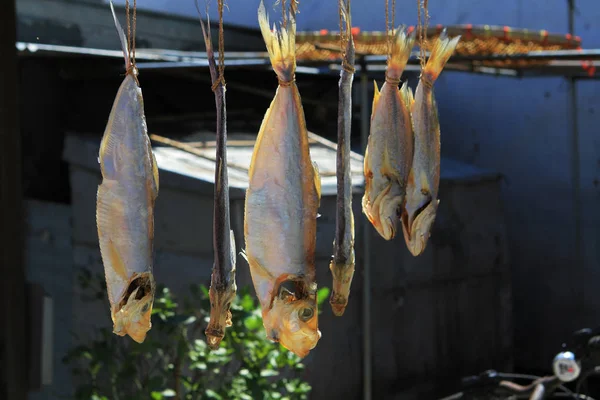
xmin=113 ymin=272 xmax=154 ymax=342
xmin=264 ymin=277 xmax=321 ymax=357
xmin=402 ymin=195 xmax=432 ymax=237
xmin=271 ymin=278 xmax=309 ymax=308
xmin=118 ymin=273 xmax=153 ymax=311
xmin=402 ymin=198 xmax=439 ymax=256
xmin=205 ymin=284 xmax=236 ymax=349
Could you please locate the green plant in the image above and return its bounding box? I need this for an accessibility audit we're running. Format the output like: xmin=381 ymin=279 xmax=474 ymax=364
xmin=64 ymin=268 xmax=330 ymax=400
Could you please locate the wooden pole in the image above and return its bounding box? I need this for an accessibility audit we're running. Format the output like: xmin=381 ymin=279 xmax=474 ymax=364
xmin=0 ymin=0 xmax=27 ymax=398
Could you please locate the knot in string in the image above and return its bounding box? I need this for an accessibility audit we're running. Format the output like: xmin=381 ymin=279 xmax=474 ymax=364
xmin=211 ymin=77 xmax=226 ymax=92
xmin=420 ymin=74 xmax=434 ymax=89
xmin=342 ymin=59 xmax=356 ymax=74
xmin=385 ymin=75 xmax=401 ymax=86
xmin=278 ymin=78 xmax=296 ymax=87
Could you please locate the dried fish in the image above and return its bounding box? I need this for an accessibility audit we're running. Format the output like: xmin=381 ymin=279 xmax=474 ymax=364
xmin=96 ymin=1 xmax=159 ymax=343
xmin=329 ymin=0 xmax=356 ymax=317
xmin=243 ymin=0 xmax=322 ymax=358
xmin=362 ymin=26 xmax=415 ymax=241
xmin=402 ymin=30 xmax=460 ymax=256
xmin=199 ymin=6 xmax=238 ymax=349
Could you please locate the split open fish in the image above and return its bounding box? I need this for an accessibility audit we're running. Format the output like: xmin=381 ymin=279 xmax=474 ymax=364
xmin=402 ymin=30 xmax=460 ymax=256
xmin=362 ymin=26 xmax=415 ymax=241
xmin=243 ymin=0 xmax=322 ymax=358
xmin=96 ymin=1 xmax=159 ymax=343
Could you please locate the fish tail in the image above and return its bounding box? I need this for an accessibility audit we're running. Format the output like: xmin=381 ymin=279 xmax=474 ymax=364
xmin=422 ymin=30 xmax=461 ymax=84
xmin=400 ymin=81 xmax=414 ymax=108
xmin=386 ymin=25 xmax=415 ymax=82
xmin=198 ymin=5 xmax=220 ymax=86
xmin=258 ymin=0 xmax=297 ymax=84
xmin=109 ymin=0 xmax=131 ymax=71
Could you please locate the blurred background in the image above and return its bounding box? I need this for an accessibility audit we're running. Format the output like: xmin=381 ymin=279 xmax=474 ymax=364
xmin=1 ymin=0 xmax=599 ymax=399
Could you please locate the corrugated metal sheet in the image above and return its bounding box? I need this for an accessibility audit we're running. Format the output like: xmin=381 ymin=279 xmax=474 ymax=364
xmin=63 ymin=131 xmax=366 ymax=198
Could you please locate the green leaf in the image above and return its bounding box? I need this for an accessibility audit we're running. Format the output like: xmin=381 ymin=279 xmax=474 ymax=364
xmin=244 ymin=315 xmax=262 ymax=331
xmin=316 ymin=287 xmax=330 ymax=306
xmin=240 ymin=294 xmax=255 ymax=311
xmin=260 ymin=369 xmax=279 ymax=377
xmin=151 ymin=392 xmax=163 ymax=400
xmin=205 ymin=389 xmax=222 ymax=399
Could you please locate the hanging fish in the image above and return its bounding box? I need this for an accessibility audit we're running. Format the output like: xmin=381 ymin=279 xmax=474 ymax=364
xmin=329 ymin=0 xmax=356 ymax=317
xmin=243 ymin=0 xmax=322 ymax=358
xmin=96 ymin=1 xmax=159 ymax=343
xmin=362 ymin=26 xmax=415 ymax=241
xmin=402 ymin=30 xmax=460 ymax=256
xmin=199 ymin=9 xmax=238 ymax=349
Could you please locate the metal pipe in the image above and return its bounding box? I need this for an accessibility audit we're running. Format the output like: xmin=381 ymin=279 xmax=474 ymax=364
xmin=359 ymin=56 xmax=372 ymax=400
xmin=567 ymin=0 xmax=584 ymax=313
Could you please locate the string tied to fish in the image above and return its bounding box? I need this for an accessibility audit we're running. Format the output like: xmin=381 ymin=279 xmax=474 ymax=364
xmin=338 ymin=0 xmax=355 ymax=74
xmin=385 ymin=0 xmax=396 ymax=63
xmin=124 ymin=0 xmax=139 ymax=84
xmin=385 ymin=75 xmax=401 ymax=86
xmin=211 ymin=0 xmax=227 ymax=92
xmin=278 ymin=77 xmax=296 ymax=86
xmin=416 ymin=0 xmax=430 ymax=71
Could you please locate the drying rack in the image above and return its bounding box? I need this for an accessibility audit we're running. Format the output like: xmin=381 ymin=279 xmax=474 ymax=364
xmin=15 ymin=13 xmax=597 ymax=400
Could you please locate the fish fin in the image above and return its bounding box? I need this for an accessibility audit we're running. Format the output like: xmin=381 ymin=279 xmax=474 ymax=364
xmin=258 ymin=0 xmax=296 ymax=83
xmin=151 ymin=150 xmax=159 ymax=198
xmin=109 ymin=0 xmax=130 ymax=71
xmin=239 ymin=248 xmax=248 ymax=263
xmin=372 ymin=80 xmax=380 ymax=111
xmin=97 ymin=182 xmax=129 ymax=305
xmin=422 ymin=30 xmax=461 ymax=83
xmin=400 ymin=81 xmax=414 ymax=108
xmin=313 ymin=161 xmax=322 ymax=204
xmin=229 ymin=230 xmax=237 ymax=268
xmin=387 ymin=25 xmax=415 ymax=81
xmin=99 ymin=125 xmax=122 ymax=181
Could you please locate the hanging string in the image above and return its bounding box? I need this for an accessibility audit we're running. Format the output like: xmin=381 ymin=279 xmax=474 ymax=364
xmin=385 ymin=0 xmax=390 ymax=58
xmin=132 ymin=0 xmax=137 ymax=66
xmin=392 ymin=0 xmax=395 ymax=38
xmin=217 ymin=0 xmax=225 ymax=87
xmin=417 ymin=0 xmax=429 ymax=70
xmin=338 ymin=0 xmax=354 ymax=73
xmin=125 ymin=0 xmax=137 ymax=73
xmin=126 ymin=0 xmax=131 ymax=62
xmin=281 ymin=0 xmax=288 ymax=30
xmin=339 ymin=0 xmax=344 ymax=55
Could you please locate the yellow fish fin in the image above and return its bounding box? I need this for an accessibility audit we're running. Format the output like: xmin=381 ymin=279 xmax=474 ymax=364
xmin=423 ymin=30 xmax=461 ymax=83
xmin=313 ymin=161 xmax=322 ymax=205
xmin=372 ymin=80 xmax=381 ymax=111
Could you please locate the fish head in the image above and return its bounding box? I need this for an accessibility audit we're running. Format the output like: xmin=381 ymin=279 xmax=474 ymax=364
xmin=329 ymin=257 xmax=356 ymax=317
xmin=205 ymin=284 xmax=237 ymax=349
xmin=263 ymin=283 xmax=321 ymax=358
xmin=112 ymin=273 xmax=155 ymax=343
xmin=363 ymin=184 xmax=403 ymax=240
xmin=402 ymin=198 xmax=439 ymax=256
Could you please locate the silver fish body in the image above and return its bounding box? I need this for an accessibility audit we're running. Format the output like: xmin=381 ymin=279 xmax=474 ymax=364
xmin=244 ymin=0 xmax=321 ymax=359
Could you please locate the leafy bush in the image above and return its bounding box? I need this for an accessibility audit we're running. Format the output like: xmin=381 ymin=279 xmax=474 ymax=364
xmin=64 ymin=268 xmax=329 ymax=400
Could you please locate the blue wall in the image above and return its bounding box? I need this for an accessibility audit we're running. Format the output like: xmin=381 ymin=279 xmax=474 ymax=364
xmin=105 ymin=0 xmax=600 ymax=372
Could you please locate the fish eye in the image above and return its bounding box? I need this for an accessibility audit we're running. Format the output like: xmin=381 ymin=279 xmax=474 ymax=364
xmin=141 ymin=303 xmax=149 ymax=313
xmin=298 ymin=307 xmax=314 ymax=322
